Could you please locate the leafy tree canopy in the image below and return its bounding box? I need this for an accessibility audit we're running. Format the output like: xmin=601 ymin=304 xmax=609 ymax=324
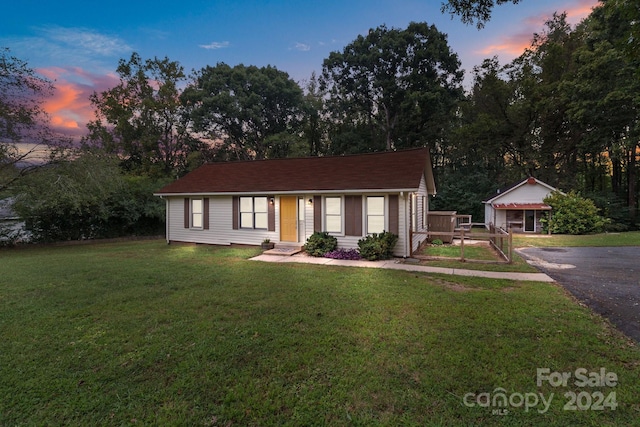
xmin=0 ymin=48 xmax=68 ymax=192
xmin=181 ymin=63 xmax=305 ymax=160
xmin=13 ymin=152 xmax=166 ymax=242
xmin=441 ymin=0 xmax=522 ymax=28
xmin=321 ymin=22 xmax=464 ymax=154
xmin=85 ymin=52 xmax=207 ymax=178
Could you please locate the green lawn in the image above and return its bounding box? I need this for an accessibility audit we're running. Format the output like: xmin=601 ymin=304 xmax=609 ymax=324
xmin=513 ymin=231 xmax=640 ymax=248
xmin=1 ymin=240 xmax=639 ymax=426
xmin=417 ymin=231 xmax=640 ymax=273
xmin=418 ymin=241 xmax=538 ymax=272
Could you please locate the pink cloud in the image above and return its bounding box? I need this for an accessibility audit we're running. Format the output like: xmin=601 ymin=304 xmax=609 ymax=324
xmin=478 ymin=0 xmax=601 ymax=59
xmin=37 ymin=66 xmax=119 ymax=139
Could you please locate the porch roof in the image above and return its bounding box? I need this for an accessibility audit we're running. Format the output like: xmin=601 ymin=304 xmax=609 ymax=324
xmin=492 ymin=203 xmax=552 ymax=210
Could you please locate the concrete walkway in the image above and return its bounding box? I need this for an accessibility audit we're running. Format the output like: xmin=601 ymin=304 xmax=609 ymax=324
xmin=250 ymin=253 xmax=554 ymax=282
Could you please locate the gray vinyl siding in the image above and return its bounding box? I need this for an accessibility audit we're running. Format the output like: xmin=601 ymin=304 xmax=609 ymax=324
xmin=411 ymin=175 xmax=429 ymax=254
xmin=167 ymin=196 xmax=277 ymax=245
xmin=165 ymin=186 xmax=425 ymax=257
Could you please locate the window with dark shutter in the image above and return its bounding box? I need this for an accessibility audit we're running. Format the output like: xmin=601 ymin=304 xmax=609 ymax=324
xmin=366 ymin=196 xmax=384 ymax=234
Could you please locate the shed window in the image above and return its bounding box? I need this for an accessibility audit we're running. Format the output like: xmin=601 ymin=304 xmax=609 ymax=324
xmin=240 ymin=197 xmax=268 ymax=229
xmin=325 ymin=196 xmax=342 ymax=233
xmin=367 ymin=196 xmax=385 ymax=234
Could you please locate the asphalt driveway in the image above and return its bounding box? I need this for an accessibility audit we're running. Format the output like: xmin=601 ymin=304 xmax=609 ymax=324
xmin=517 ymin=246 xmax=640 ymax=343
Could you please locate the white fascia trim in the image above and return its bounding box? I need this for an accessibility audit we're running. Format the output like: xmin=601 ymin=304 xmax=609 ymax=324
xmin=154 ymin=188 xmax=418 ymax=197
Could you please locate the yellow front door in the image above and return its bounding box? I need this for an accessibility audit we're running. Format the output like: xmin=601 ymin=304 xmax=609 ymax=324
xmin=280 ymin=196 xmax=298 ymax=242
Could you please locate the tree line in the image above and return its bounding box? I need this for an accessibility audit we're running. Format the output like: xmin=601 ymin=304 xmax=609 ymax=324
xmin=1 ymin=0 xmax=637 ymax=242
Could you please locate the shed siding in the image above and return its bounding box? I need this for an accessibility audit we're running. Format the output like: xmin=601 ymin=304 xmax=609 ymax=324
xmin=494 ymin=183 xmax=554 ymax=204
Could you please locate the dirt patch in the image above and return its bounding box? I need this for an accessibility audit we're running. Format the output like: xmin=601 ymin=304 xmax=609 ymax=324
xmin=427 ymin=277 xmax=516 ymax=293
xmin=427 ymin=277 xmax=476 ymax=292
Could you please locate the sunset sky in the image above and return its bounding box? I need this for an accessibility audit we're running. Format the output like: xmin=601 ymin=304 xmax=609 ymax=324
xmin=2 ymin=0 xmax=599 ymax=140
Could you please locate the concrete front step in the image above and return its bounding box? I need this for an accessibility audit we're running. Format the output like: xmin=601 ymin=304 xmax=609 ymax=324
xmin=262 ymin=245 xmax=302 ymax=256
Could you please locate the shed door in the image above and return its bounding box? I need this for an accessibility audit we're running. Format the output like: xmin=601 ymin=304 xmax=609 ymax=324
xmin=280 ymin=196 xmax=298 ymax=242
xmin=524 ymin=210 xmax=536 ymax=232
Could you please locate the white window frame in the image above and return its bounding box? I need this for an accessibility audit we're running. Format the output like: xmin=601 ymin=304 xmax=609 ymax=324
xmin=191 ymin=198 xmax=204 ymax=229
xmin=239 ymin=196 xmax=268 ymax=229
xmin=324 ymin=196 xmax=343 ymax=235
xmin=411 ymin=193 xmax=418 ymax=232
xmin=366 ymin=196 xmax=386 ymax=234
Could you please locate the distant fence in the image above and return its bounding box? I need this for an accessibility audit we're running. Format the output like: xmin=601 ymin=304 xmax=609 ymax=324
xmin=487 ymin=224 xmax=512 ymax=263
xmin=412 ymin=225 xmax=513 ymax=264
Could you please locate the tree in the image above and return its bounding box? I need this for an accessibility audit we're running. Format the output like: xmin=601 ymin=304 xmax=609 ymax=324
xmin=452 ymin=14 xmax=582 ymax=187
xmin=514 ymin=13 xmax=582 ymax=187
xmin=85 ymin=53 xmax=207 ymax=178
xmin=13 ymin=152 xmax=166 ymax=242
xmin=543 ymin=191 xmax=608 ymax=234
xmin=0 ymin=48 xmax=67 ymax=192
xmin=320 ymin=22 xmax=463 ymax=154
xmin=301 ymin=73 xmax=329 ymax=157
xmin=181 ymin=63 xmax=305 ymax=160
xmin=441 ymin=0 xmax=522 ymax=28
xmin=565 ymin=2 xmax=639 ymax=224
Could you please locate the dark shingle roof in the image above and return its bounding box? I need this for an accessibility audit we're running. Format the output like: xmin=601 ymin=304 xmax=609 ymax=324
xmin=156 ymin=148 xmax=435 ymax=195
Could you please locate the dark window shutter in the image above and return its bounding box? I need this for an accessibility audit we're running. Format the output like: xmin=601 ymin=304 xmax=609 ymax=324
xmin=203 ymin=198 xmax=210 ymax=230
xmin=268 ymin=196 xmax=275 ymax=232
xmin=345 ymin=195 xmax=362 ymax=236
xmin=232 ymin=196 xmax=239 ymax=230
xmin=184 ymin=198 xmax=190 ymax=228
xmin=388 ymin=195 xmax=399 ymax=235
xmin=313 ymin=196 xmax=322 ymax=232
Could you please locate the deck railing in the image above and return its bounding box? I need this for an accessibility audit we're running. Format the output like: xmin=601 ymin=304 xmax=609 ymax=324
xmin=412 ymin=224 xmax=513 ymax=264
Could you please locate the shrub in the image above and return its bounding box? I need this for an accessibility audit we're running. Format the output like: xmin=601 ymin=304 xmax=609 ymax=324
xmin=542 ymin=191 xmax=609 ymax=235
xmin=0 ymin=223 xmax=28 ymax=247
xmin=324 ymin=248 xmax=362 ymax=260
xmin=303 ymin=231 xmax=338 ymax=257
xmin=357 ymin=231 xmax=398 ymax=261
xmin=431 ymin=238 xmax=444 ymax=245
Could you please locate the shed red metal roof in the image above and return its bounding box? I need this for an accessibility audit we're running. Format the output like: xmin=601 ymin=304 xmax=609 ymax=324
xmin=492 ymin=203 xmax=552 ymax=210
xmin=156 ymin=148 xmax=435 ymax=195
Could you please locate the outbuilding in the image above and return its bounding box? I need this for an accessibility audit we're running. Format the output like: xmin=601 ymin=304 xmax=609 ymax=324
xmin=483 ymin=177 xmax=559 ymax=233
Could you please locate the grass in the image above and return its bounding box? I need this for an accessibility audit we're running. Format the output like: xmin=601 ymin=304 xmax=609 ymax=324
xmin=513 ymin=231 xmax=640 ymax=248
xmin=1 ymin=240 xmax=639 ymax=426
xmin=418 ymin=241 xmax=539 ymax=273
xmin=416 ymin=230 xmax=640 ymax=273
xmin=423 ymin=242 xmax=500 ymax=261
